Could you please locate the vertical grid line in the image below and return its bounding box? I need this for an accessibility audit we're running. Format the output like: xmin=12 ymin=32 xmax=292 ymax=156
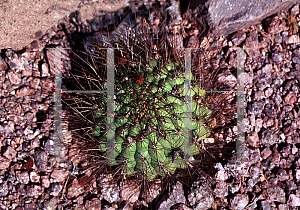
xmin=183 ymin=48 xmax=192 ymax=159
xmin=106 ymin=48 xmax=116 ymax=163
xmin=54 ymin=48 xmax=63 ymax=162
xmin=236 ymin=48 xmax=246 ymax=161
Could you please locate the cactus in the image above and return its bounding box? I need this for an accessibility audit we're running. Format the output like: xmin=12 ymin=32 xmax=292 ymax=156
xmin=93 ymin=58 xmax=212 ymax=180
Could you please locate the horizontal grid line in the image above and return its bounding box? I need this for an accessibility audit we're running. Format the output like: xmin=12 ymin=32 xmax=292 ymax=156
xmin=62 ymin=90 xmax=107 ymax=93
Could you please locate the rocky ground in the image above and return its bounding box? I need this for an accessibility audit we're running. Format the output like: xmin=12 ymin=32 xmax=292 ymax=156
xmin=0 ymin=1 xmax=300 ymax=210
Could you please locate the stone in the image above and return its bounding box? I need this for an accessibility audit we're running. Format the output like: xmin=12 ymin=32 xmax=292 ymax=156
xmin=3 ymin=146 xmax=17 ymax=161
xmin=26 ymin=184 xmax=43 ymax=198
xmin=214 ymin=181 xmax=228 ymax=198
xmin=217 ymin=73 xmax=237 ymax=89
xmin=0 ymin=182 xmax=9 ymax=197
xmin=34 ymin=149 xmax=48 ymax=172
xmin=41 ymin=175 xmax=50 ymax=188
xmin=215 ymin=163 xmax=228 ymax=181
xmin=278 ymin=204 xmax=290 ymax=210
xmin=261 ymin=147 xmax=272 ymax=159
xmin=170 ymin=204 xmax=192 ymax=210
xmin=246 ymin=131 xmax=259 ymax=147
xmin=67 ymin=178 xmax=84 ymax=199
xmin=208 ymin=0 xmax=296 ymax=37
xmin=41 ymin=63 xmax=50 ymax=77
xmin=187 ymin=35 xmax=200 ymax=49
xmin=287 ymin=194 xmax=300 ymax=207
xmin=250 ymin=101 xmax=264 ymax=116
xmin=230 ymin=194 xmax=249 ymax=210
xmin=188 ymin=178 xmax=214 ymax=210
xmin=230 ymin=31 xmax=247 ymax=46
xmin=261 ymin=200 xmax=276 ymax=209
xmin=265 ymin=15 xmax=289 ymax=34
xmin=51 ymin=168 xmax=68 ymax=183
xmin=0 ymin=156 xmax=10 ymax=170
xmin=40 ymin=78 xmax=54 ymax=93
xmin=7 ymin=70 xmax=21 ymax=85
xmin=267 ymin=185 xmax=286 ymax=203
xmin=22 ymin=65 xmax=32 ymax=77
xmin=0 ymin=57 xmax=8 ymax=71
xmin=99 ymin=175 xmax=120 ymax=203
xmin=43 ymin=197 xmax=59 ymax=210
xmin=16 ymin=86 xmax=30 ymax=97
xmin=17 ymin=171 xmax=30 ymax=185
xmin=287 ymin=35 xmax=300 ymax=44
xmin=261 ymin=129 xmax=279 ymax=146
xmin=159 ymin=181 xmax=186 ymax=210
xmin=120 ymin=180 xmax=141 ymax=203
xmin=46 ymin=48 xmax=71 ymax=75
xmin=85 ymin=198 xmax=102 ymax=210
xmin=284 ymin=93 xmax=297 ymax=106
xmin=30 ymin=171 xmax=40 ymax=183
xmin=265 ymin=87 xmax=273 ymax=98
xmin=49 ymin=182 xmax=63 ymax=197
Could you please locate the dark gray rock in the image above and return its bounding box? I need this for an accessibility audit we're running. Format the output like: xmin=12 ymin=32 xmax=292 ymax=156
xmin=0 ymin=181 xmax=8 ymax=197
xmin=26 ymin=184 xmax=43 ymax=198
xmin=34 ymin=149 xmax=48 ymax=172
xmin=208 ymin=0 xmax=296 ymax=37
xmin=43 ymin=196 xmax=59 ymax=210
xmin=250 ymin=101 xmax=265 ymax=116
xmin=261 ymin=130 xmax=279 ymax=146
xmin=267 ymin=185 xmax=286 ymax=203
xmin=188 ymin=178 xmax=214 ymax=210
xmin=285 ymin=180 xmax=297 ymax=191
xmin=48 ymin=182 xmax=63 ymax=197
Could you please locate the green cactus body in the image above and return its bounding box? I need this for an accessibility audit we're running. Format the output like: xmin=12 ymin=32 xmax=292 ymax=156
xmin=94 ymin=60 xmax=212 ymax=180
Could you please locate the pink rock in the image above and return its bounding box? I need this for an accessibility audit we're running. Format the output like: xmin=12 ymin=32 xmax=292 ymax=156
xmin=22 ymin=66 xmax=32 ymax=77
xmin=30 ymin=171 xmax=40 ymax=183
xmin=262 ymin=64 xmax=273 ymax=74
xmin=40 ymin=78 xmax=54 ymax=92
xmin=3 ymin=146 xmax=17 ymax=161
xmin=285 ymin=93 xmax=297 ymax=106
xmin=7 ymin=70 xmax=21 ymax=85
xmin=0 ymin=157 xmax=10 ymax=170
xmin=17 ymin=171 xmax=30 ymax=184
xmin=265 ymin=87 xmax=273 ymax=98
xmin=247 ymin=131 xmax=259 ymax=147
xmin=265 ymin=16 xmax=289 ymax=34
xmin=85 ymin=198 xmax=102 ymax=210
xmin=30 ymin=78 xmax=40 ymax=89
xmin=261 ymin=147 xmax=272 ymax=159
xmin=41 ymin=63 xmax=50 ymax=77
xmin=287 ymin=194 xmax=300 ymax=207
xmin=287 ymin=35 xmax=300 ymax=44
xmin=16 ymin=86 xmax=30 ymax=97
xmin=51 ymin=169 xmax=68 ymax=183
xmin=67 ymin=178 xmax=84 ymax=199
xmin=41 ymin=175 xmax=50 ymax=188
xmin=295 ymin=169 xmax=300 ymax=181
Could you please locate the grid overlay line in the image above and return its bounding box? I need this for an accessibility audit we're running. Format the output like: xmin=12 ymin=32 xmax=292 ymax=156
xmin=54 ymin=49 xmax=63 ymax=162
xmin=183 ymin=48 xmax=193 ymax=159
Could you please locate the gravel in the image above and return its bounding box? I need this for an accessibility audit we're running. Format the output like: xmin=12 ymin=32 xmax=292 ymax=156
xmin=0 ymin=1 xmax=300 ymax=209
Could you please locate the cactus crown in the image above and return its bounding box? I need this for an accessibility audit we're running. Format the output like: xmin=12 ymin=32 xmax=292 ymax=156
xmin=93 ymin=56 xmax=212 ymax=180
